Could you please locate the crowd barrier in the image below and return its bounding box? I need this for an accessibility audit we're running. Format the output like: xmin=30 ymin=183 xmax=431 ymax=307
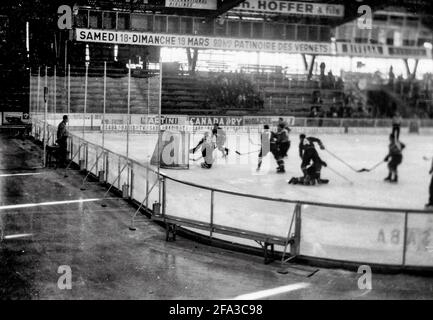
xmin=30 ymin=118 xmax=433 ymax=271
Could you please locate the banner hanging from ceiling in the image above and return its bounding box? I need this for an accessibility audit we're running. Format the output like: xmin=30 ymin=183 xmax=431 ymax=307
xmin=164 ymin=0 xmax=217 ymax=10
xmin=231 ymin=0 xmax=345 ymax=18
xmin=336 ymin=43 xmax=432 ymax=59
xmin=76 ymin=28 xmax=333 ymax=55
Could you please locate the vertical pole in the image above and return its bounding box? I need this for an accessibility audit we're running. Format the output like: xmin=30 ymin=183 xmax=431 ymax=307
xmin=29 ymin=67 xmax=32 ymax=123
xmin=43 ymin=66 xmax=48 ymax=167
xmin=102 ymin=61 xmax=107 ymax=150
xmin=402 ymin=211 xmax=409 ymax=266
xmin=127 ymin=60 xmax=131 ymax=187
xmin=37 ymin=67 xmax=41 ymax=121
xmin=145 ymin=166 xmax=149 ymax=208
xmin=64 ymin=40 xmax=67 ymax=95
xmin=291 ymin=203 xmax=302 ymax=256
xmin=126 ymin=60 xmax=131 ymax=171
xmin=54 ymin=65 xmax=57 ymax=125
xmin=147 ymin=77 xmax=150 ymax=116
xmin=67 ymin=64 xmax=71 ymax=115
xmin=157 ymin=52 xmax=163 ymax=203
xmin=83 ymin=62 xmax=89 ymax=140
xmin=210 ymin=190 xmax=214 ymax=240
xmin=162 ymin=177 xmax=166 ymax=217
xmin=118 ymin=158 xmax=121 ymax=190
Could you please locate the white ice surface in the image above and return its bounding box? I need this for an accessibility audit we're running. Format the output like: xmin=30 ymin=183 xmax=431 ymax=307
xmin=81 ymin=131 xmax=433 ymax=210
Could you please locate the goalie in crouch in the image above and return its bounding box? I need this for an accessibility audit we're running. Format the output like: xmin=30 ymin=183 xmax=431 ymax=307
xmin=190 ymin=131 xmax=216 ymax=169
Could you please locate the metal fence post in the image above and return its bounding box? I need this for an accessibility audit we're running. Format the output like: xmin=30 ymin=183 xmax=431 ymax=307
xmin=210 ymin=190 xmax=214 ymax=240
xmin=291 ymin=203 xmax=302 ymax=257
xmin=130 ymin=163 xmax=134 ymax=199
xmin=162 ymin=177 xmax=166 ymax=217
xmin=118 ymin=157 xmax=121 ymax=190
xmin=402 ymin=211 xmax=409 ymax=267
xmin=146 ymin=167 xmax=149 ymax=208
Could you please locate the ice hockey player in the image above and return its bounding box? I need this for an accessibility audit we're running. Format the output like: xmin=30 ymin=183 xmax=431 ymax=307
xmin=275 ymin=123 xmax=290 ymax=173
xmin=278 ymin=117 xmax=291 ymax=132
xmin=384 ymin=133 xmax=405 ymax=183
xmin=288 ymin=151 xmax=328 ymax=185
xmin=289 ymin=134 xmax=328 ymax=185
xmin=426 ymin=157 xmax=433 ymax=208
xmin=256 ymin=124 xmax=278 ymax=171
xmin=278 ymin=117 xmax=291 ymax=157
xmin=212 ymin=123 xmax=229 ymax=158
xmin=298 ymin=134 xmax=325 ymax=169
xmin=190 ymin=131 xmax=216 ymax=169
xmin=392 ymin=111 xmax=402 ymax=140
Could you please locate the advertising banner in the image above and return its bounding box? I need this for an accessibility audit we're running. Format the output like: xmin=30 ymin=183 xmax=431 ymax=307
xmin=140 ymin=114 xmax=188 ymax=125
xmin=336 ymin=42 xmax=432 ymax=59
xmin=188 ymin=116 xmax=244 ymax=127
xmin=232 ymin=0 xmax=345 ymax=18
xmin=2 ymin=112 xmax=30 ymax=125
xmin=76 ymin=28 xmax=333 ymax=55
xmin=243 ymin=116 xmax=295 ymax=126
xmin=165 ymin=0 xmax=217 ymax=10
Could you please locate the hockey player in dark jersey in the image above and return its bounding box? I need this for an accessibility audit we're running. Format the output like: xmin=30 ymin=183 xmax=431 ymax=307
xmin=384 ymin=133 xmax=405 ymax=183
xmin=256 ymin=125 xmax=278 ymax=171
xmin=275 ymin=123 xmax=290 ymax=173
xmin=190 ymin=131 xmax=216 ymax=169
xmin=289 ymin=134 xmax=328 ymax=185
xmin=298 ymin=134 xmax=325 ymax=176
xmin=212 ymin=123 xmax=229 ymax=158
xmin=288 ymin=150 xmax=328 ymax=185
xmin=278 ymin=117 xmax=291 ymax=157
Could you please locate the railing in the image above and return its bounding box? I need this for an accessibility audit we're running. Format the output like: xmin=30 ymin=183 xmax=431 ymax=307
xmin=30 ymin=119 xmax=433 ymax=270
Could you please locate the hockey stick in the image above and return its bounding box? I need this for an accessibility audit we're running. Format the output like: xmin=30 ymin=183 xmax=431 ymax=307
xmin=357 ymin=160 xmax=384 ymax=173
xmin=325 ymin=149 xmax=359 ymax=172
xmin=326 ymin=165 xmax=354 ymax=185
xmin=235 ymin=149 xmax=260 ymax=156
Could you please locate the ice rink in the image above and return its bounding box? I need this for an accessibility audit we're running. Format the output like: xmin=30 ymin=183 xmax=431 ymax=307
xmin=63 ymin=128 xmax=433 ymax=265
xmin=81 ymin=130 xmax=433 ymax=210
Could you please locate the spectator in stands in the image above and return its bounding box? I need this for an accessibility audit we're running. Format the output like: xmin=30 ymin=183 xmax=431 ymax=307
xmin=319 ymin=62 xmax=326 ymax=82
xmin=336 ymin=77 xmax=344 ymax=90
xmin=392 ymin=111 xmax=402 ymax=140
xmin=327 ymin=71 xmax=335 ymax=89
xmin=309 ymin=107 xmax=318 ymax=118
xmin=388 ymin=66 xmax=395 ymax=88
xmin=57 ymin=115 xmax=69 ymax=168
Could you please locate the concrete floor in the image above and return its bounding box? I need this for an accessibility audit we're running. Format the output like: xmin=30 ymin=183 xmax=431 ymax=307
xmin=1 ymin=133 xmax=433 ymax=300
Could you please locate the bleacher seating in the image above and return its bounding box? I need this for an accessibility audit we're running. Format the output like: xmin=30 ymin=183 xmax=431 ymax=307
xmin=29 ymin=68 xmax=346 ymax=117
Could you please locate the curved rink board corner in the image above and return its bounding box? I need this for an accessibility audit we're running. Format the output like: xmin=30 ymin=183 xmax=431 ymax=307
xmin=82 ymin=130 xmax=433 ymax=267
